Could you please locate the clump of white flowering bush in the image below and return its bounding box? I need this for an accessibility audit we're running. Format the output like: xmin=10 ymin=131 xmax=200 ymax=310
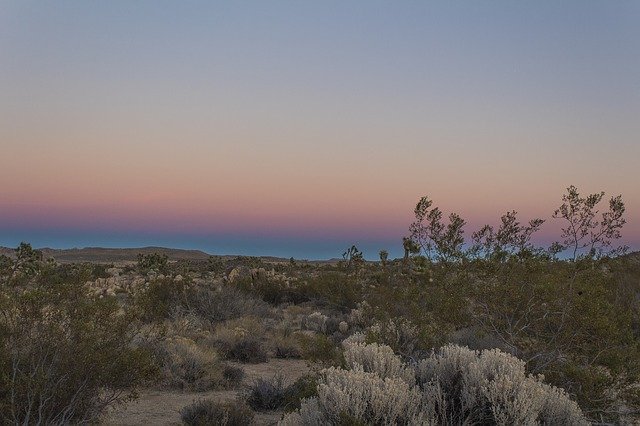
xmin=280 ymin=342 xmax=587 ymax=425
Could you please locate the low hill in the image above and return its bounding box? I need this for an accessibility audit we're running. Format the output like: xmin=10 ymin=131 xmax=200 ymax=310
xmin=0 ymin=246 xmax=302 ymax=264
xmin=1 ymin=246 xmax=212 ymax=263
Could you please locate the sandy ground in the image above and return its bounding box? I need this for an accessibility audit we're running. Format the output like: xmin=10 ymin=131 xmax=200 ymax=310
xmin=102 ymin=359 xmax=313 ymax=426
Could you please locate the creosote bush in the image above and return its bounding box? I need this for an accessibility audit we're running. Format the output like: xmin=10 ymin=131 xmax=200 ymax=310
xmin=0 ymin=267 xmax=156 ymax=424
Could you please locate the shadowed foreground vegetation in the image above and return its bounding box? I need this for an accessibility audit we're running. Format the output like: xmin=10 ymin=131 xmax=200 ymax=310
xmin=1 ymin=186 xmax=639 ymax=425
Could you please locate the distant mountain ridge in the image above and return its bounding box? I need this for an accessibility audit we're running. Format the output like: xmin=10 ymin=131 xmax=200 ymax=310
xmin=0 ymin=246 xmax=293 ymax=264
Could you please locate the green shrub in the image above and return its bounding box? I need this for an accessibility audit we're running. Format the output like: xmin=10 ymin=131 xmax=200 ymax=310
xmin=0 ymin=277 xmax=156 ymax=424
xmin=282 ymin=374 xmax=318 ymax=412
xmin=137 ymin=252 xmax=169 ymax=274
xmin=134 ymin=277 xmax=185 ymax=321
xmin=297 ymin=333 xmax=342 ymax=365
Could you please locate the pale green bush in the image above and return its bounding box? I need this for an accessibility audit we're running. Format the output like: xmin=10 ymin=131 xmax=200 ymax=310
xmin=415 ymin=344 xmax=587 ymax=425
xmin=342 ymin=339 xmax=415 ymax=384
xmin=280 ymin=367 xmax=429 ymax=425
xmin=280 ymin=343 xmax=588 ymax=425
xmin=367 ymin=317 xmax=419 ymax=357
xmin=303 ymin=311 xmax=328 ymax=333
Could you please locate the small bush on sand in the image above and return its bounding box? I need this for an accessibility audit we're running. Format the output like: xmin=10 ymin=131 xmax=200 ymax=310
xmin=210 ymin=318 xmax=269 ymax=363
xmin=180 ymin=399 xmax=254 ymax=426
xmin=184 ymin=285 xmax=269 ymax=323
xmin=246 ymin=374 xmax=287 ymax=411
xmin=134 ymin=277 xmax=185 ymax=322
xmin=297 ymin=333 xmax=342 ymax=365
xmin=222 ymin=364 xmax=245 ymax=386
xmin=227 ymin=336 xmax=269 ymax=363
xmin=153 ymin=337 xmax=242 ymax=390
xmin=273 ymin=334 xmax=303 ymax=359
xmin=246 ymin=373 xmax=319 ymax=413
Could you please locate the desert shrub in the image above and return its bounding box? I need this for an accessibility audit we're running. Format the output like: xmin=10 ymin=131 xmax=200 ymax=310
xmin=297 ymin=333 xmax=342 ymax=365
xmin=280 ymin=367 xmax=427 ymax=425
xmin=347 ymin=301 xmax=375 ymax=330
xmin=227 ymin=336 xmax=268 ymax=363
xmin=273 ymin=335 xmax=303 ymax=359
xmin=472 ymin=257 xmax=640 ymax=421
xmin=342 ymin=340 xmax=415 ymax=384
xmin=183 ymin=284 xmax=269 ymax=323
xmin=153 ymin=337 xmax=231 ymax=391
xmin=280 ymin=343 xmax=588 ymax=425
xmin=223 ymin=364 xmax=245 ymax=386
xmin=0 ymin=277 xmax=156 ymax=424
xmin=136 ymin=252 xmax=169 ymax=274
xmin=180 ymin=399 xmax=254 ymax=426
xmin=300 ymin=272 xmax=363 ymax=310
xmin=246 ymin=374 xmax=287 ymax=411
xmin=209 ymin=317 xmax=269 ymax=363
xmin=303 ymin=311 xmax=328 ymax=333
xmin=366 ymin=317 xmax=420 ymax=358
xmin=135 ymin=277 xmax=185 ymax=322
xmin=282 ymin=374 xmax=319 ymax=412
xmin=414 ymin=344 xmax=587 ymax=425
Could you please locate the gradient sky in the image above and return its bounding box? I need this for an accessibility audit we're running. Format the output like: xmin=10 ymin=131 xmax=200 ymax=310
xmin=1 ymin=1 xmax=639 ymax=259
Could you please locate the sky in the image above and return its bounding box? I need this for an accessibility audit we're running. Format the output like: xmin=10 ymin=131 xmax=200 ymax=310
xmin=1 ymin=1 xmax=639 ymax=259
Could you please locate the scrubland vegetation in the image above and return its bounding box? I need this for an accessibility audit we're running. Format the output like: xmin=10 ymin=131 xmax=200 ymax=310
xmin=1 ymin=186 xmax=639 ymax=425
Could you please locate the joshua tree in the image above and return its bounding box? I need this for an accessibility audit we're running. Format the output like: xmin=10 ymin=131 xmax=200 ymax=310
xmin=378 ymin=250 xmax=389 ymax=268
xmin=401 ymin=237 xmax=420 ymax=269
xmin=342 ymin=245 xmax=364 ymax=271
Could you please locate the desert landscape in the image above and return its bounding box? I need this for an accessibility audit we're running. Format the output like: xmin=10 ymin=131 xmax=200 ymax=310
xmin=2 ymin=187 xmax=640 ymax=425
xmin=2 ymin=2 xmax=639 ymax=425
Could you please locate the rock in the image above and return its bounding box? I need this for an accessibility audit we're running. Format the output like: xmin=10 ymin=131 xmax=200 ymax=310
xmin=251 ymin=268 xmax=267 ymax=282
xmin=227 ymin=267 xmax=241 ymax=283
xmin=226 ymin=267 xmax=246 ymax=282
xmin=174 ymin=274 xmax=184 ymax=282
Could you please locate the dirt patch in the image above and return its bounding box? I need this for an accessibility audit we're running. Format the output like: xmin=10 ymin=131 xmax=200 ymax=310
xmin=102 ymin=358 xmax=313 ymax=426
